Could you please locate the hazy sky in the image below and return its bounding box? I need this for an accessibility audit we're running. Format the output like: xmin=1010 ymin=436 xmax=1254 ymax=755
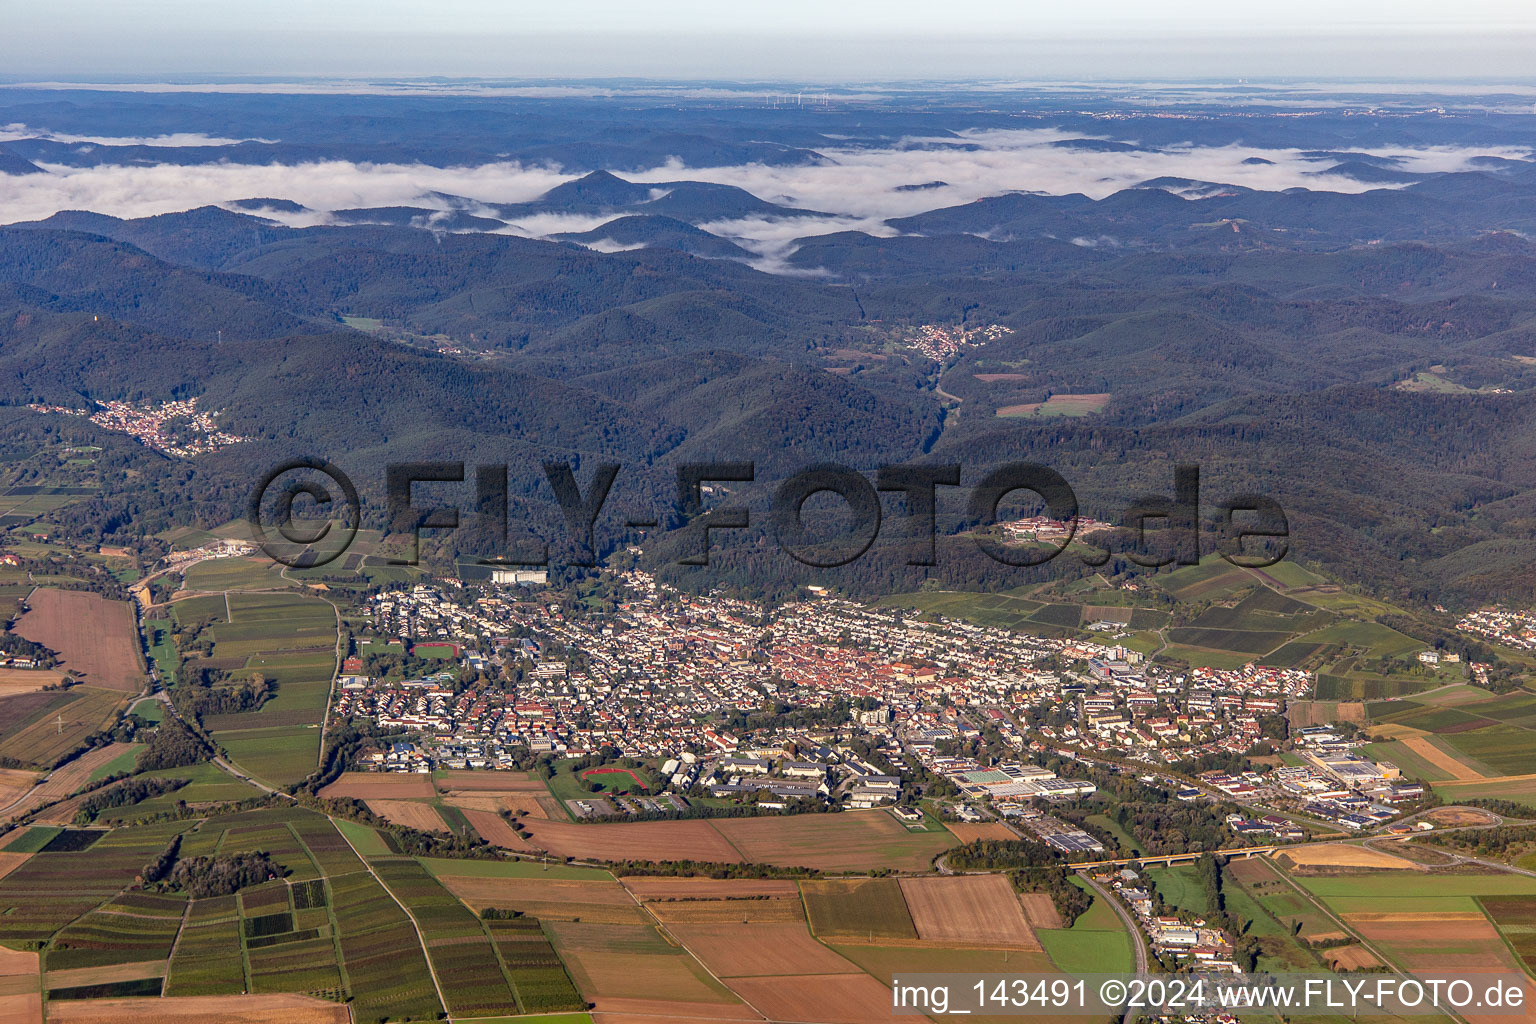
xmin=7 ymin=0 xmax=1536 ymax=79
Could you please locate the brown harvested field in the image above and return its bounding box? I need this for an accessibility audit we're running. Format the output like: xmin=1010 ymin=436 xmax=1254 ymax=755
xmin=973 ymin=373 xmax=1029 ymax=382
xmin=12 ymin=589 xmax=143 ymax=691
xmin=546 ymin=922 xmax=741 ymax=1006
xmin=1354 ymin=917 xmax=1520 ymax=973
xmin=900 ymin=875 xmax=1041 ymax=950
xmin=44 ymin=960 xmax=168 ymax=989
xmin=522 ymin=817 xmax=744 ymax=863
xmin=1425 ymin=806 xmax=1499 ymax=827
xmin=365 ymin=799 xmax=447 ymax=832
xmin=1288 ymin=701 xmax=1345 ymax=728
xmin=441 ymin=791 xmax=554 ymax=818
xmin=1277 ymin=844 xmax=1419 ymax=870
xmin=459 ymin=806 xmax=536 ymax=850
xmin=435 ymin=875 xmax=640 ymax=921
xmin=647 ymin=898 xmax=805 ymax=925
xmin=45 ymin=994 xmax=351 ymax=1024
xmin=1226 ymin=857 xmax=1275 ymax=885
xmin=0 ymin=994 xmax=39 ymax=1024
xmin=1019 ymin=893 xmax=1065 ymax=930
xmin=944 ymin=822 xmax=1017 ymax=843
xmin=32 ymin=793 xmax=89 ymax=826
xmin=0 ymin=769 xmax=37 ymax=809
xmin=0 ymin=742 xmax=132 ymax=819
xmin=1326 ymin=945 xmax=1383 ymax=970
xmin=1400 ymin=734 xmax=1485 ymax=780
xmin=0 ymin=945 xmax=38 ymax=977
xmin=433 ymin=769 xmax=546 ymax=791
xmin=730 ymin=973 xmax=895 ymax=1024
xmin=1334 ymin=702 xmax=1366 ymax=723
xmin=0 ymin=689 xmax=129 ymax=769
xmin=669 ymin=922 xmax=859 ymax=978
xmin=0 ymin=670 xmax=65 ymax=693
xmin=711 ymin=810 xmax=954 ymax=872
xmin=318 ymin=772 xmax=435 ymax=799
xmin=622 ymin=877 xmax=801 ymax=900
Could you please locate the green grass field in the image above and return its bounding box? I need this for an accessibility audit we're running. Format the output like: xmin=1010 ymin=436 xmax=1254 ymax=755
xmin=334 ymin=817 xmax=396 ymax=857
xmin=1146 ymin=865 xmax=1211 ymax=915
xmin=1035 ymin=880 xmax=1133 ymax=974
xmin=1441 ymin=726 xmax=1536 ymax=776
xmin=87 ymin=743 xmax=145 ymax=783
xmin=144 ymin=617 xmax=178 ymax=684
xmin=1 ymin=825 xmax=61 ymax=852
xmin=1301 ymin=874 xmax=1536 ymax=899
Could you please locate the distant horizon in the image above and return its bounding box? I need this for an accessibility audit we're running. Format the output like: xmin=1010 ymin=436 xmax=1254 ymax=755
xmin=6 ymin=7 xmax=1536 ymax=81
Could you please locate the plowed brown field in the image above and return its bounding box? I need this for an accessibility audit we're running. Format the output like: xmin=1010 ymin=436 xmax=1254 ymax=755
xmin=900 ymin=875 xmax=1041 ymax=949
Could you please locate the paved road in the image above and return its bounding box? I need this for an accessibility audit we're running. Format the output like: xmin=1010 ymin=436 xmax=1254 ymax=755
xmin=1076 ymin=869 xmax=1148 ymax=1024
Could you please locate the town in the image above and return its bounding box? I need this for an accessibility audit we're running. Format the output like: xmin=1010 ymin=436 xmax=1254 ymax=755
xmin=27 ymin=398 xmax=250 ymax=458
xmin=330 ymin=570 xmax=1419 ymax=838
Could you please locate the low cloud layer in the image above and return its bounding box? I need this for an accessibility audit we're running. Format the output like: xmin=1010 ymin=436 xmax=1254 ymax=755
xmin=1 ymin=122 xmax=265 ymax=147
xmin=0 ymin=127 xmax=1528 ymax=271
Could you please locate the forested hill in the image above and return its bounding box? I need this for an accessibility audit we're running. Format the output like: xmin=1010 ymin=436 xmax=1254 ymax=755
xmin=4 ymin=158 xmax=1536 ymax=604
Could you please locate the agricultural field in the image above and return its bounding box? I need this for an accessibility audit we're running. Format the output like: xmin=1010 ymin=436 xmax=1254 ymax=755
xmin=1364 ymin=689 xmax=1536 ymax=785
xmin=436 ymin=862 xmax=644 ymax=924
xmin=995 ymin=392 xmax=1110 ymax=418
xmin=942 ymin=821 xmax=1018 ymax=843
xmin=802 ymin=878 xmax=918 ymax=942
xmin=0 ymin=669 xmax=66 ymax=693
xmin=179 ymin=556 xmax=288 ymax=592
xmin=1477 ymin=895 xmax=1536 ymax=974
xmin=1298 ymin=871 xmax=1536 ymax=900
xmin=12 ymin=589 xmax=143 ymax=691
xmin=44 ymin=994 xmax=351 ymax=1024
xmin=318 ymin=772 xmax=435 ymax=800
xmin=369 ymin=857 xmax=521 ymax=1017
xmin=0 ymin=481 xmax=97 ymax=530
xmin=45 ymin=890 xmax=186 ymax=971
xmin=170 ymin=590 xmax=338 ymax=786
xmin=0 ymin=688 xmax=130 ymax=769
xmin=711 ymin=810 xmax=956 ymax=872
xmin=517 ymin=808 xmax=955 ymax=872
xmin=365 ymin=799 xmax=448 ymax=833
xmin=165 ymin=899 xmax=246 ymax=997
xmin=486 ymin=918 xmax=585 ymax=1014
xmin=899 ymin=875 xmax=1041 ymax=949
xmin=544 ymin=918 xmax=736 ymax=1010
xmin=1432 ymin=775 xmax=1536 ymax=807
xmin=873 ymin=587 xmax=1168 ymax=637
xmin=1289 ymin=863 xmax=1536 ymax=977
xmin=518 ymin=816 xmax=743 ymax=863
